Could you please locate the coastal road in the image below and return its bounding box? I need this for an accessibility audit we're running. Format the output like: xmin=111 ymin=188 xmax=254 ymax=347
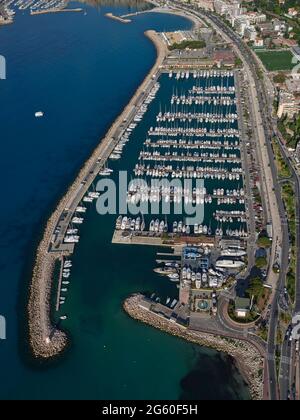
xmin=200 ymin=12 xmax=291 ymax=402
xmin=199 ymin=11 xmax=284 ymax=401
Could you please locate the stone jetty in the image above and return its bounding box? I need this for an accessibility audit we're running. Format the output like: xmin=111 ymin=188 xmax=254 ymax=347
xmin=124 ymin=293 xmax=264 ymax=400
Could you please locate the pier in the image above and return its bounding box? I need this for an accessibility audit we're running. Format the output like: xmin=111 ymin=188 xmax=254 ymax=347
xmin=105 ymin=13 xmax=131 ymax=24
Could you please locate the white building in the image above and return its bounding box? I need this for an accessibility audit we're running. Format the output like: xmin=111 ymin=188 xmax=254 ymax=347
xmin=254 ymin=38 xmax=264 ymax=47
xmin=288 ymin=8 xmax=298 ymax=18
xmin=277 ymin=90 xmax=300 ymax=119
xmin=233 ymin=15 xmax=249 ymax=36
xmin=214 ymin=0 xmax=241 ymax=18
xmin=244 ymin=25 xmax=257 ymax=41
xmin=246 ymin=12 xmax=267 ymax=24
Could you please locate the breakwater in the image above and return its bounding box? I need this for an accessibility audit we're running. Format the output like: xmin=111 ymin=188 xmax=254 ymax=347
xmin=124 ymin=294 xmax=264 ymax=400
xmin=30 ymin=8 xmax=83 ymax=16
xmin=27 ymin=29 xmax=168 ymax=358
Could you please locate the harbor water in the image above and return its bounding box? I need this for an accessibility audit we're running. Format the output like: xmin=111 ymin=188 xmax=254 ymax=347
xmin=0 ymin=1 xmax=250 ymax=399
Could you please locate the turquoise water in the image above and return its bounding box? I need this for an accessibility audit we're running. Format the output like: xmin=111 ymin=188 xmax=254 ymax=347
xmin=0 ymin=2 xmax=250 ymax=400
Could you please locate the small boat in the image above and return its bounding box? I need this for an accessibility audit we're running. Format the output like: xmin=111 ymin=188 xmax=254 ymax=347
xmin=35 ymin=111 xmax=44 ymax=118
xmin=168 ymin=273 xmax=179 ymax=282
xmin=170 ymin=299 xmax=178 ymax=308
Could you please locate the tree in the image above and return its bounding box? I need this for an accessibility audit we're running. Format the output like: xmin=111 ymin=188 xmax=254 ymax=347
xmin=247 ymin=277 xmax=264 ymax=300
xmin=257 ymin=236 xmax=272 ymax=248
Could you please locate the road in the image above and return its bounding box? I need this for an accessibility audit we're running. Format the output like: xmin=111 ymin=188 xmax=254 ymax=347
xmin=279 ymin=337 xmax=292 ymax=400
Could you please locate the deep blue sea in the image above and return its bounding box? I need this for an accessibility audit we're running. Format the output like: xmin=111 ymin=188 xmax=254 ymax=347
xmin=0 ymin=1 xmax=250 ymax=399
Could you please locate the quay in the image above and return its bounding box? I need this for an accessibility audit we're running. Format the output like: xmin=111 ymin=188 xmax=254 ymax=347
xmin=112 ymin=230 xmax=217 ymax=247
xmin=28 ymin=29 xmax=168 ymax=358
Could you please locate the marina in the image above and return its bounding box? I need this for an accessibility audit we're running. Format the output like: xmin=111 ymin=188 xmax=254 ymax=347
xmin=19 ymin=2 xmax=256 ymax=401
xmin=28 ymin=41 xmax=252 ymax=355
xmin=108 ymin=68 xmax=251 ymax=324
xmin=113 ymin=70 xmax=248 ymax=243
xmin=0 ymin=0 xmax=83 ymax=22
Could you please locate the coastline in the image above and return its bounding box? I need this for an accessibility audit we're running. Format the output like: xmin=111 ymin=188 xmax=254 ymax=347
xmin=124 ymin=294 xmax=264 ymax=400
xmin=27 ymin=29 xmax=168 ymax=359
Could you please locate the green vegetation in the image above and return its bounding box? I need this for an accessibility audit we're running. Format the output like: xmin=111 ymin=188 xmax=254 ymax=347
xmin=272 ymin=138 xmax=292 ymax=178
xmin=257 ymin=325 xmax=268 ymax=341
xmin=235 ymin=57 xmax=243 ymax=67
xmin=252 ymin=0 xmax=299 ymax=15
xmin=282 ymin=183 xmax=296 ymax=245
xmin=256 ymin=50 xmax=297 ymax=71
xmin=277 ymin=326 xmax=283 ymax=346
xmin=276 ymin=349 xmax=281 ymax=377
xmin=246 ymin=277 xmax=271 ymax=313
xmin=278 ymin=114 xmax=300 ymax=150
xmin=247 ymin=276 xmax=265 ymax=301
xmin=253 ymin=187 xmax=262 ymax=205
xmin=169 ymin=40 xmax=206 ymax=51
xmin=228 ymin=301 xmax=259 ymax=323
xmin=287 ymin=261 xmax=296 ymax=301
xmin=257 ymin=235 xmax=272 ymax=248
xmin=281 ymin=182 xmax=296 ymax=302
xmin=280 ymin=311 xmax=292 ymax=325
xmin=250 ymin=0 xmax=300 ymax=44
xmin=257 ymin=67 xmax=264 ymax=80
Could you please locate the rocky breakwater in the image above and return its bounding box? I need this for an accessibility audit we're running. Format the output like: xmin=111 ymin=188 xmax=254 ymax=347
xmin=28 ymin=252 xmax=67 ymax=358
xmin=124 ymin=294 xmax=264 ymax=400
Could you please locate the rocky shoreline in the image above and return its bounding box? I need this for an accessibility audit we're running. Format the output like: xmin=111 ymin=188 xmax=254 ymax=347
xmin=124 ymin=294 xmax=264 ymax=400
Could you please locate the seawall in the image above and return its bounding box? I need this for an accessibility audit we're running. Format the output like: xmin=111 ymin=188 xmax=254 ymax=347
xmin=124 ymin=294 xmax=264 ymax=400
